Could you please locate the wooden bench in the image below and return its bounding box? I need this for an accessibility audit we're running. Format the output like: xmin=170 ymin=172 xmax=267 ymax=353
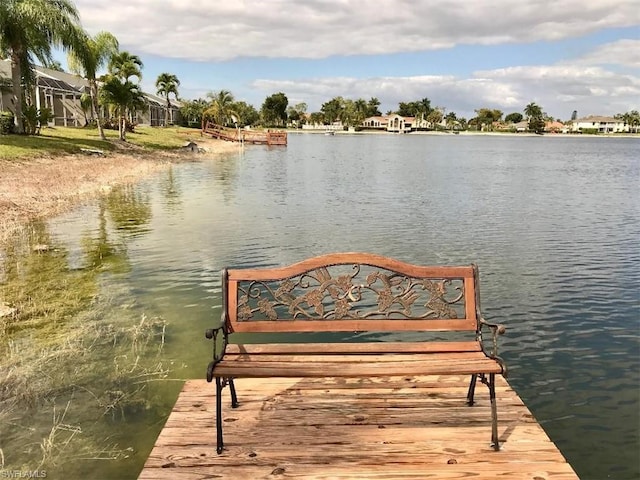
xmin=205 ymin=253 xmax=507 ymax=454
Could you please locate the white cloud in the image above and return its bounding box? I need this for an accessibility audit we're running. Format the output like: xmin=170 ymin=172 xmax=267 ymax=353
xmin=74 ymin=0 xmax=640 ymax=61
xmin=570 ymin=39 xmax=640 ymax=68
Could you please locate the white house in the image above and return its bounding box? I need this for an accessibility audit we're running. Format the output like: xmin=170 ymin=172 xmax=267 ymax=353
xmin=362 ymin=114 xmax=433 ymax=132
xmin=361 ymin=115 xmax=388 ymax=129
xmin=571 ymin=116 xmax=629 ymax=133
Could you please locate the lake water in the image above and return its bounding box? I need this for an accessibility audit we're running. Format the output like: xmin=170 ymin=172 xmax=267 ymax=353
xmin=1 ymin=133 xmax=638 ymax=479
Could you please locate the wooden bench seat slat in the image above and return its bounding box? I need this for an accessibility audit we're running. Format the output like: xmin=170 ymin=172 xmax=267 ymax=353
xmin=222 ymin=352 xmax=491 ymax=363
xmin=214 ymin=358 xmax=503 ymax=378
xmin=225 ymin=341 xmax=482 ymax=355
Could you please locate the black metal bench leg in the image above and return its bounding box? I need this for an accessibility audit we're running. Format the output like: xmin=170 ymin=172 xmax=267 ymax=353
xmin=229 ymin=378 xmax=239 ymax=408
xmin=466 ymin=373 xmax=478 ymax=406
xmin=489 ymin=373 xmax=500 ymax=451
xmin=215 ymin=377 xmax=224 ymax=454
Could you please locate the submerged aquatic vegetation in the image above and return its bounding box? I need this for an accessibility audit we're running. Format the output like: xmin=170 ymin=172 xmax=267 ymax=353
xmin=0 ymin=205 xmax=172 ymax=474
xmin=0 ymin=303 xmax=170 ymax=471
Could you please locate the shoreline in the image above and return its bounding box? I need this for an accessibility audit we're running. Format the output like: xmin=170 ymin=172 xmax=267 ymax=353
xmin=0 ymin=137 xmax=240 ymax=246
xmin=289 ymin=129 xmax=639 ymax=138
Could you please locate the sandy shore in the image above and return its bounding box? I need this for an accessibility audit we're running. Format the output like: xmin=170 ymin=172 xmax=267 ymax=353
xmin=0 ymin=137 xmax=240 ymax=245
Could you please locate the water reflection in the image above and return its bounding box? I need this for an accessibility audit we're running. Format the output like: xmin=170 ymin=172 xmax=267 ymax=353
xmin=82 ymin=201 xmax=130 ymax=274
xmin=207 ymin=151 xmax=241 ymax=203
xmin=159 ymin=166 xmax=182 ymax=211
xmin=105 ymin=184 xmax=153 ymax=235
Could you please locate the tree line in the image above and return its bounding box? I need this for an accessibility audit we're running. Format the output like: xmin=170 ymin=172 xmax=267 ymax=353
xmin=181 ymin=90 xmax=640 ymax=134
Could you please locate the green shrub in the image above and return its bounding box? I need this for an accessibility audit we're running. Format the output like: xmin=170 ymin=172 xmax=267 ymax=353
xmin=102 ymin=118 xmax=136 ymax=132
xmin=22 ymin=106 xmax=53 ymax=135
xmin=0 ymin=110 xmax=15 ymax=135
xmin=579 ymin=128 xmax=599 ymax=135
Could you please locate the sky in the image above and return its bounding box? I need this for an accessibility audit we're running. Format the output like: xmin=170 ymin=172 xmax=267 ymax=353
xmin=57 ymin=0 xmax=639 ymax=120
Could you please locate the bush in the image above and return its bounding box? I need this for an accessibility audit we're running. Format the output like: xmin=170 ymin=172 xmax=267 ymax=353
xmin=101 ymin=118 xmax=137 ymax=132
xmin=0 ymin=111 xmax=15 ymax=135
xmin=22 ymin=106 xmax=53 ymax=135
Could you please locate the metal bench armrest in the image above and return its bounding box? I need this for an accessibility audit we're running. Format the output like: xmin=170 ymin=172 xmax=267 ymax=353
xmin=205 ymin=325 xmax=229 ymax=382
xmin=478 ymin=317 xmax=507 ymax=376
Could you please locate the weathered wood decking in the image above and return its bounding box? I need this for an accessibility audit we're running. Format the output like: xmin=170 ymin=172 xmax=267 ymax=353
xmin=139 ymin=375 xmax=579 ymax=480
xmin=202 ymin=121 xmax=287 ymax=145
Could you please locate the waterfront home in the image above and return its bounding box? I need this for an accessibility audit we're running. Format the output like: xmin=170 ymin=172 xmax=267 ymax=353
xmin=361 ymin=115 xmax=388 ymax=130
xmin=571 ymin=116 xmax=628 ymax=133
xmin=545 ymin=120 xmax=566 ymax=133
xmin=0 ymin=61 xmax=88 ymax=127
xmin=0 ymin=59 xmax=180 ymax=127
xmin=362 ymin=114 xmax=434 ymax=132
xmin=386 ymin=114 xmax=413 ymax=133
xmin=511 ymin=120 xmax=529 ymax=132
xmin=137 ymin=91 xmax=182 ymax=126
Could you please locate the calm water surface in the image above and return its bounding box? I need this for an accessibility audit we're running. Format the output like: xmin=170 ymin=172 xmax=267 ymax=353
xmin=1 ymin=134 xmax=638 ymax=479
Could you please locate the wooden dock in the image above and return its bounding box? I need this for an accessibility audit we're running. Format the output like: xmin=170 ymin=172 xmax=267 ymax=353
xmin=139 ymin=375 xmax=579 ymax=479
xmin=202 ymin=121 xmax=287 ymax=146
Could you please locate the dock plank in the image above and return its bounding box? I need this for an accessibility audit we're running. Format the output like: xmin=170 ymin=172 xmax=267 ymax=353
xmin=138 ymin=375 xmax=578 ymax=480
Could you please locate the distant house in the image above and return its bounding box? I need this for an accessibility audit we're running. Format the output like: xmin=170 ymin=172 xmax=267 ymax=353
xmin=302 ymin=115 xmax=343 ymax=131
xmin=362 ymin=114 xmax=435 ymax=132
xmin=136 ymin=92 xmax=181 ymax=127
xmin=571 ymin=116 xmax=628 ymax=133
xmin=544 ymin=120 xmax=566 ymax=133
xmin=385 ymin=114 xmax=413 ymax=133
xmin=0 ymin=59 xmax=180 ymax=127
xmin=513 ymin=120 xmax=529 ymax=132
xmin=362 ymin=115 xmax=388 ymax=129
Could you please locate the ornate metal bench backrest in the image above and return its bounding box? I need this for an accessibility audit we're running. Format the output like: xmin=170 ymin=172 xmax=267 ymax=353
xmin=223 ymin=253 xmax=480 ymax=333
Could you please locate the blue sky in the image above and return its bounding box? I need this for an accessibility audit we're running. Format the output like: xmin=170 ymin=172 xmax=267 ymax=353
xmin=56 ymin=0 xmax=639 ymax=120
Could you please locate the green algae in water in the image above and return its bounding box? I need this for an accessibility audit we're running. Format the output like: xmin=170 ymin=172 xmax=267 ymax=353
xmin=0 ymin=186 xmax=178 ymax=479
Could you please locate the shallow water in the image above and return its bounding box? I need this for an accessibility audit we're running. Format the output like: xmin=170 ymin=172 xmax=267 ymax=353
xmin=1 ymin=133 xmax=638 ymax=479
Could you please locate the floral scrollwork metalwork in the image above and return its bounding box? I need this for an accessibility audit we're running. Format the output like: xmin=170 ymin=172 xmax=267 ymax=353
xmin=236 ymin=264 xmax=465 ymax=322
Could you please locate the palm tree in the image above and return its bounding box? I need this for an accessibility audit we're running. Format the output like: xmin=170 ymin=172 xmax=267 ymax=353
xmin=204 ymin=90 xmax=237 ymax=126
xmin=108 ymin=51 xmax=143 ymax=82
xmin=445 ymin=111 xmax=457 ymax=130
xmin=621 ymin=110 xmax=639 ymax=133
xmin=524 ymin=102 xmax=542 ymax=119
xmin=67 ymin=31 xmax=119 ymax=139
xmin=427 ymin=109 xmax=444 ymax=129
xmin=100 ymin=75 xmax=145 ymax=141
xmin=524 ymin=102 xmax=544 ymax=133
xmin=366 ymin=97 xmax=381 ymax=117
xmin=155 ymin=73 xmax=180 ymax=127
xmin=79 ymin=92 xmax=92 ymax=126
xmin=309 ymin=111 xmax=324 ymax=126
xmin=354 ymin=98 xmax=368 ymax=125
xmin=0 ymin=0 xmax=84 ymax=133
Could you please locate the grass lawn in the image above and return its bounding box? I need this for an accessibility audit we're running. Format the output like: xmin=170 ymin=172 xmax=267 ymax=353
xmin=0 ymin=125 xmax=203 ymax=160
